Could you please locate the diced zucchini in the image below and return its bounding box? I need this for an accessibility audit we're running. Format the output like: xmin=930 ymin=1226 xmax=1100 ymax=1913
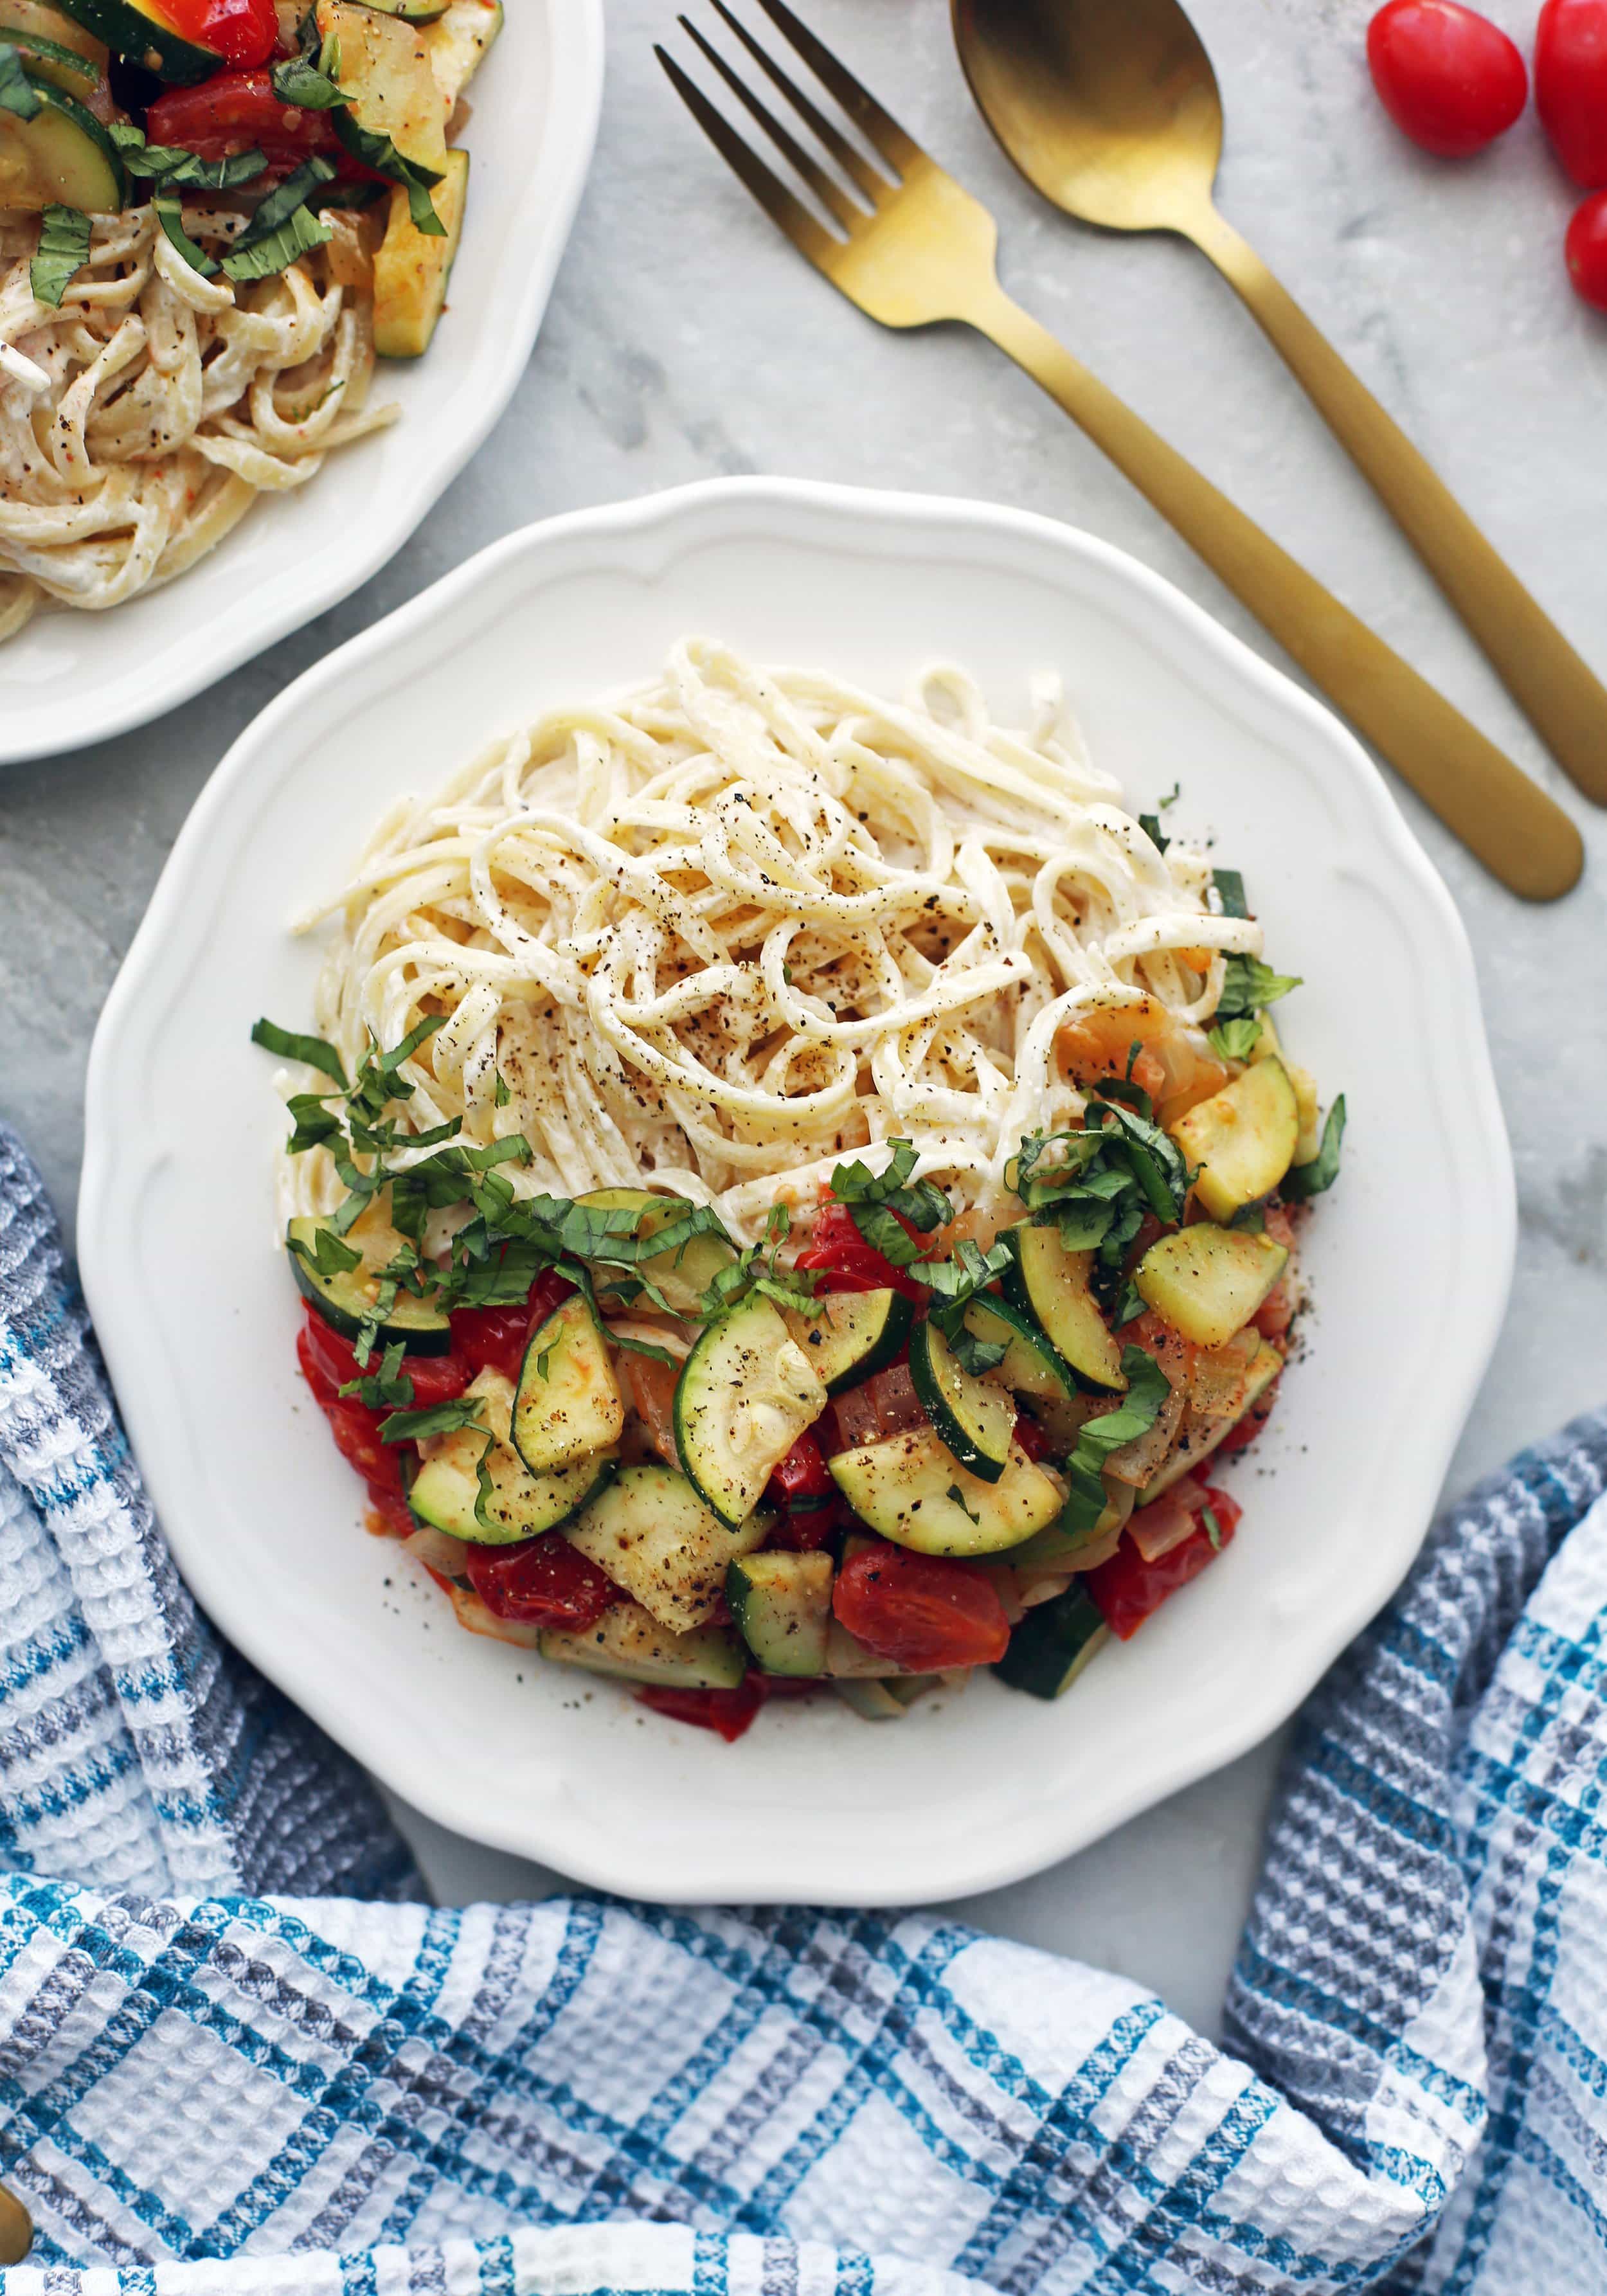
xmin=0 ymin=3 xmax=105 ymax=93
xmin=49 ymin=0 xmax=215 ymax=80
xmin=962 ymin=1294 xmax=1073 ymax=1403
xmin=410 ymin=1368 xmax=614 ymax=1544
xmin=539 ymin=1600 xmax=746 ymax=1689
xmin=287 ymin=1207 xmax=452 ymax=1354
xmin=1169 ymin=1058 xmax=1299 ymax=1220
xmin=0 ymin=72 xmax=123 ymax=210
xmin=511 ymin=1293 xmax=624 ymax=1475
xmin=319 ymin=0 xmax=447 ymax=171
xmin=829 ymin=1426 xmax=1063 ymax=1557
xmin=784 ymin=1287 xmax=912 ymax=1395
xmin=908 ymin=1318 xmax=1014 ymax=1482
xmin=674 ymin=1293 xmax=826 ymax=1527
xmin=727 ymin=1550 xmax=833 ymax=1676
xmin=1003 ymin=1226 xmax=1126 ymax=1390
xmin=373 ymin=144 xmax=467 ymax=359
xmin=426 ymin=0 xmax=500 ymax=105
xmin=565 ymin=1462 xmax=767 ymax=1634
xmin=994 ymin=1584 xmax=1109 ymax=1700
xmin=1135 ymin=1224 xmax=1288 ymax=1351
xmin=573 ymin=1187 xmax=736 ymax=1316
xmin=364 ymin=0 xmax=447 ymax=19
xmin=1140 ymin=1341 xmax=1282 ymax=1502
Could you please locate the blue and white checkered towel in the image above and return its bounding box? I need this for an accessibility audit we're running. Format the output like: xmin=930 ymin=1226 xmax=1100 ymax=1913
xmin=0 ymin=1122 xmax=1603 ymax=2293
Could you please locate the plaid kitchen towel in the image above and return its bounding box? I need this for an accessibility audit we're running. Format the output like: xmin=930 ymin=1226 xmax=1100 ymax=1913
xmin=0 ymin=1120 xmax=1603 ymax=2295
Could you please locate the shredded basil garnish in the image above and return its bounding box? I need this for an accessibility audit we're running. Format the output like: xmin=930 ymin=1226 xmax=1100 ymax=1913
xmin=28 ymin=203 xmax=89 ymax=308
xmin=378 ymin=1395 xmax=485 ymax=1445
xmin=1281 ymin=1094 xmax=1347 ymax=1201
xmin=1208 ymin=1016 xmax=1261 ymax=1063
xmin=1216 ymin=954 xmax=1302 ymax=1021
xmin=223 ymin=197 xmax=332 ymax=283
xmin=1056 ymin=1346 xmax=1171 ymax=1534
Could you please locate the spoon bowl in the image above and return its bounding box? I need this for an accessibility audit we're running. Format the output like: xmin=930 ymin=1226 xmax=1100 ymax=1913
xmin=954 ymin=0 xmax=1223 ymax=235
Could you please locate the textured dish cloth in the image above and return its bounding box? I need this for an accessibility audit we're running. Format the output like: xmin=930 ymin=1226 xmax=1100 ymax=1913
xmin=0 ymin=1125 xmax=1603 ymax=2293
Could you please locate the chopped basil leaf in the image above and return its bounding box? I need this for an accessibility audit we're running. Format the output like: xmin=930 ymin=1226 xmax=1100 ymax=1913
xmin=0 ymin=47 xmax=40 ymax=120
xmin=1138 ymin=812 xmax=1168 ymax=854
xmin=330 ymin=108 xmax=445 ymax=233
xmin=1055 ymin=1345 xmax=1171 ymax=1534
xmin=153 ymin=199 xmax=218 ymax=278
xmin=29 ymin=202 xmax=89 ymax=309
xmin=271 ymin=50 xmax=348 ymax=107
xmin=223 ymin=199 xmax=332 ymax=282
xmin=1216 ymin=954 xmax=1302 ymax=1021
xmin=493 ymin=1066 xmax=511 ymax=1108
xmin=251 ymin=1018 xmax=349 ymax=1088
xmin=946 ymin=1484 xmax=982 ymax=1527
xmin=339 ymin=1340 xmax=413 ymax=1411
xmin=1111 ymin=1276 xmax=1146 ymax=1328
xmin=287 ymin=1224 xmax=362 ymax=1281
xmin=1211 ymin=867 xmax=1249 ymax=920
xmin=1208 ymin=1016 xmax=1261 ymax=1063
xmin=234 ymin=155 xmax=336 ymax=249
xmin=829 ymin=1138 xmax=949 ymax=1264
xmin=1159 ymin=781 xmax=1180 ymax=811
xmin=1281 ymin=1093 xmax=1347 ymax=1201
xmin=110 ymin=122 xmax=267 ymax=190
xmin=1201 ymin=1504 xmax=1223 ymax=1552
xmin=1229 ymin=1204 xmax=1266 ymax=1235
xmin=947 ymin=1323 xmax=1009 ymax=1378
xmin=379 ymin=1395 xmax=485 ymax=1445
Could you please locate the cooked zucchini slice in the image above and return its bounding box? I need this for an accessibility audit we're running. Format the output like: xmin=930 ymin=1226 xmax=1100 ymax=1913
xmin=1003 ymin=1225 xmax=1126 ymax=1390
xmin=784 ymin=1287 xmax=912 ymax=1395
xmin=829 ymin=1426 xmax=1062 ymax=1557
xmin=994 ymin=1584 xmax=1109 ymax=1700
xmin=49 ymin=0 xmax=215 ymax=80
xmin=364 ymin=0 xmax=447 ymax=19
xmin=1169 ymin=1057 xmax=1300 ymax=1220
xmin=512 ymin=1293 xmax=624 ymax=1475
xmin=1140 ymin=1341 xmax=1282 ymax=1503
xmin=0 ymin=73 xmax=123 ymax=209
xmin=573 ymin=1186 xmax=737 ymax=1316
xmin=961 ymin=1293 xmax=1073 ymax=1403
xmin=565 ymin=1462 xmax=767 ymax=1634
xmin=410 ymin=1369 xmax=615 ymax=1545
xmin=287 ymin=1208 xmax=451 ymax=1354
xmin=674 ymin=1293 xmax=827 ymax=1527
xmin=539 ymin=1600 xmax=746 ymax=1689
xmin=1005 ymin=1478 xmax=1134 ymax=1572
xmin=1134 ymin=1224 xmax=1288 ymax=1351
xmin=373 ymin=145 xmax=467 ymax=358
xmin=727 ymin=1549 xmax=833 ymax=1676
xmin=908 ymin=1319 xmax=1014 ymax=1482
xmin=0 ymin=2 xmax=105 ymax=93
xmin=318 ymin=0 xmax=448 ymax=171
xmin=426 ymin=0 xmax=500 ymax=105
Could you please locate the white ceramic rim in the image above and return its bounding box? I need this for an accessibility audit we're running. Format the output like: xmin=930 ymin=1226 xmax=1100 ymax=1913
xmin=0 ymin=0 xmax=604 ymax=766
xmin=78 ymin=477 xmax=1516 ymax=1903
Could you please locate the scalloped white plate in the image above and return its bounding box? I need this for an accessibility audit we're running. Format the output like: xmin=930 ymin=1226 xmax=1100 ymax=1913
xmin=79 ymin=479 xmax=1514 ymax=1905
xmin=0 ymin=0 xmax=603 ymax=766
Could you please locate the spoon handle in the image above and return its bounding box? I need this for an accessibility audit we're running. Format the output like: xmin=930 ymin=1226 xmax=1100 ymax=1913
xmin=1188 ymin=206 xmax=1607 ymax=808
xmin=970 ymin=282 xmax=1582 ymax=901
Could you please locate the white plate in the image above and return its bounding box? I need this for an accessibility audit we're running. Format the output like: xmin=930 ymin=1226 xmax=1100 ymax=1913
xmin=79 ymin=478 xmax=1514 ymax=1906
xmin=0 ymin=0 xmax=603 ymax=766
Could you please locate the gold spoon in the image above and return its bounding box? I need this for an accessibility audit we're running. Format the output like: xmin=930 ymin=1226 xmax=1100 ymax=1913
xmin=952 ymin=0 xmax=1607 ymax=808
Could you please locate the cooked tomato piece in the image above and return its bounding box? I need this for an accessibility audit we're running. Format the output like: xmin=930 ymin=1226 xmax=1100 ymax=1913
xmin=300 ymin=1303 xmax=470 ymax=1406
xmin=146 ymin=70 xmax=348 ymax=165
xmin=1012 ymin=1411 xmax=1051 ymax=1462
xmin=318 ymin=1391 xmax=406 ymax=1494
xmin=1084 ymin=1486 xmax=1242 ymax=1640
xmin=464 ymin=1534 xmax=622 ymax=1631
xmin=768 ymin=1428 xmax=834 ymax=1505
xmin=832 ymin=1544 xmax=1009 ymax=1671
xmin=796 ymin=1201 xmax=929 ymax=1301
xmin=366 ymin=1489 xmax=417 ymax=1540
xmin=766 ymin=1503 xmax=841 ymax=1554
xmin=637 ymin=1676 xmax=764 ymax=1741
xmin=162 ymin=0 xmax=276 ymax=68
xmin=451 ymin=1271 xmax=574 ymax=1381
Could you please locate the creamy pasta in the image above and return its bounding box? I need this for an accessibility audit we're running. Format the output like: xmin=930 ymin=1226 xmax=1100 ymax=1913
xmin=286 ymin=638 xmax=1268 ymax=1240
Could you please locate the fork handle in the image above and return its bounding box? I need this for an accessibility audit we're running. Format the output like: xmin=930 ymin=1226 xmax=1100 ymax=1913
xmin=1187 ymin=206 xmax=1607 ymax=810
xmin=969 ymin=283 xmax=1582 ymax=902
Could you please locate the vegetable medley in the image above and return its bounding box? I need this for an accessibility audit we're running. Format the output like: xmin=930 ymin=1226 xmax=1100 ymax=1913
xmin=255 ymin=868 xmax=1345 ymax=1742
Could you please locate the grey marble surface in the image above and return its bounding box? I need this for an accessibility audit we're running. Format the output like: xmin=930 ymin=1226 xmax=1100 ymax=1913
xmin=3 ymin=0 xmax=1604 ymax=2039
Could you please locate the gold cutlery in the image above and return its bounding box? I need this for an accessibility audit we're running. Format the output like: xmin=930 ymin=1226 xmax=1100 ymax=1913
xmin=952 ymin=0 xmax=1607 ymax=809
xmin=657 ymin=0 xmax=1583 ymax=902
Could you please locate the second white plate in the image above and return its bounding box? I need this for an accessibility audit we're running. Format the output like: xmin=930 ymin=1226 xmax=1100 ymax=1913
xmin=79 ymin=478 xmax=1514 ymax=1905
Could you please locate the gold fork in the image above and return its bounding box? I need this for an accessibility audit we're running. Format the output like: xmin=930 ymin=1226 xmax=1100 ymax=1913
xmin=656 ymin=1 xmax=1583 ymax=904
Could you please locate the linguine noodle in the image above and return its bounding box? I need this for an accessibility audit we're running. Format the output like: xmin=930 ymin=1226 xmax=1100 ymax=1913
xmin=285 ymin=638 xmax=1268 ymax=1239
xmin=0 ymin=199 xmax=395 ymax=641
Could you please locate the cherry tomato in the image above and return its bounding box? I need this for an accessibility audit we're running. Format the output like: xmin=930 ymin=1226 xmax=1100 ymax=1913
xmin=1084 ymin=1487 xmax=1242 ymax=1640
xmin=768 ymin=1429 xmax=835 ymax=1505
xmin=637 ymin=1677 xmax=764 ymax=1741
xmin=299 ymin=1303 xmax=470 ymax=1408
xmin=1537 ymin=0 xmax=1607 ymax=185
xmin=161 ymin=0 xmax=276 ymax=69
xmin=766 ymin=1502 xmax=841 ymax=1554
xmin=795 ymin=1201 xmax=929 ymax=1302
xmin=451 ymin=1271 xmax=574 ymax=1381
xmin=146 ymin=70 xmax=346 ymax=165
xmin=366 ymin=1489 xmax=417 ymax=1541
xmin=1367 ymin=1 xmax=1529 ymax=156
xmin=1567 ymin=188 xmax=1607 ymax=305
xmin=319 ymin=1392 xmax=406 ymax=1495
xmin=464 ymin=1534 xmax=622 ymax=1631
xmin=1012 ymin=1412 xmax=1052 ymax=1463
xmin=832 ymin=1545 xmax=1009 ymax=1671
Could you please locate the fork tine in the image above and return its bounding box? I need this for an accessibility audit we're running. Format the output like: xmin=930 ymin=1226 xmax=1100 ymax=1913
xmin=748 ymin=0 xmax=922 ymax=174
xmin=655 ymin=44 xmax=837 ymax=265
xmin=680 ymin=14 xmax=861 ymax=231
xmin=706 ymin=0 xmax=887 ymax=206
